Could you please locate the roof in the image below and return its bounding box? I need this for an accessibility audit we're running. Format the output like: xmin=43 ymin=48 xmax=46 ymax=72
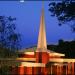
xmin=18 ymin=48 xmax=65 ymax=57
xmin=47 ymin=50 xmax=65 ymax=57
xmin=49 ymin=58 xmax=75 ymax=63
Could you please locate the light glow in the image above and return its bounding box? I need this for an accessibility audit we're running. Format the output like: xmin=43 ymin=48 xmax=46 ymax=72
xmin=16 ymin=58 xmax=36 ymax=61
xmin=20 ymin=0 xmax=24 ymax=3
xmin=24 ymin=52 xmax=34 ymax=55
xmin=49 ymin=58 xmax=75 ymax=62
xmin=21 ymin=62 xmax=45 ymax=67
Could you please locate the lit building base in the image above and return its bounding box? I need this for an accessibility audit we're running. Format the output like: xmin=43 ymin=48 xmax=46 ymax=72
xmin=10 ymin=62 xmax=75 ymax=75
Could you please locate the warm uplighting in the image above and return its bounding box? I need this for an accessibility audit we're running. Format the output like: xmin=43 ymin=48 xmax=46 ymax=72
xmin=24 ymin=52 xmax=34 ymax=55
xmin=50 ymin=58 xmax=75 ymax=62
xmin=16 ymin=58 xmax=36 ymax=61
xmin=49 ymin=58 xmax=64 ymax=62
xmin=21 ymin=62 xmax=45 ymax=67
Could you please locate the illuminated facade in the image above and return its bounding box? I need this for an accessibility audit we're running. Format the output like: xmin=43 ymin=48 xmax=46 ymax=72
xmin=11 ymin=6 xmax=75 ymax=75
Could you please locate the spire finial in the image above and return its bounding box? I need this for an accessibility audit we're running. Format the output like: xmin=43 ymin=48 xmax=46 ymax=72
xmin=42 ymin=1 xmax=44 ymax=9
xmin=42 ymin=1 xmax=44 ymax=12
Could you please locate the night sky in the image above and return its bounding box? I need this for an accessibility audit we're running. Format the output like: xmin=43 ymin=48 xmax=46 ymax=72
xmin=0 ymin=1 xmax=75 ymax=49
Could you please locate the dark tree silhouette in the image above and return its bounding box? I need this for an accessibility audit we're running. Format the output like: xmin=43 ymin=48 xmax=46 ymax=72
xmin=49 ymin=0 xmax=75 ymax=32
xmin=47 ymin=39 xmax=75 ymax=58
xmin=0 ymin=16 xmax=21 ymax=58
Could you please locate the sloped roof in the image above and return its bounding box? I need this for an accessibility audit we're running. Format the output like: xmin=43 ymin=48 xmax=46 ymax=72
xmin=18 ymin=47 xmax=65 ymax=56
xmin=47 ymin=50 xmax=65 ymax=56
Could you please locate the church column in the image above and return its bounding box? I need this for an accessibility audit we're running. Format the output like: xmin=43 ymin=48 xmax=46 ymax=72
xmin=50 ymin=65 xmax=52 ymax=75
xmin=58 ymin=65 xmax=62 ymax=75
xmin=66 ymin=65 xmax=67 ymax=75
xmin=72 ymin=62 xmax=74 ymax=75
xmin=57 ymin=65 xmax=59 ymax=75
xmin=60 ymin=65 xmax=62 ymax=75
xmin=67 ymin=62 xmax=71 ymax=74
xmin=26 ymin=67 xmax=33 ymax=75
xmin=43 ymin=67 xmax=47 ymax=75
xmin=19 ymin=66 xmax=25 ymax=75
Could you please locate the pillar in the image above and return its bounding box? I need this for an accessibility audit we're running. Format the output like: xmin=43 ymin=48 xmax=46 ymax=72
xmin=32 ymin=67 xmax=37 ymax=75
xmin=26 ymin=67 xmax=32 ymax=75
xmin=72 ymin=62 xmax=74 ymax=75
xmin=57 ymin=66 xmax=59 ymax=75
xmin=18 ymin=66 xmax=25 ymax=75
xmin=57 ymin=65 xmax=62 ymax=75
xmin=66 ymin=65 xmax=67 ymax=75
xmin=51 ymin=65 xmax=52 ymax=75
xmin=60 ymin=65 xmax=62 ymax=75
xmin=41 ymin=67 xmax=47 ymax=75
xmin=67 ymin=63 xmax=71 ymax=74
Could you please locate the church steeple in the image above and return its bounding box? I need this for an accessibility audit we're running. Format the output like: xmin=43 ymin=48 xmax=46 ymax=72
xmin=37 ymin=4 xmax=47 ymax=51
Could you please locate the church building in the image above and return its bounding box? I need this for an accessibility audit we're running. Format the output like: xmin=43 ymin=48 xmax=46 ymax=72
xmin=11 ymin=5 xmax=75 ymax=75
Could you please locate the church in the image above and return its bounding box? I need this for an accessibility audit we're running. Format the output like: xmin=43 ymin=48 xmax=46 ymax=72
xmin=11 ymin=6 xmax=75 ymax=75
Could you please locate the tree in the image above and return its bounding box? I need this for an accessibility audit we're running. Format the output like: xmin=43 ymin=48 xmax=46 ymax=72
xmin=0 ymin=16 xmax=21 ymax=58
xmin=49 ymin=0 xmax=75 ymax=32
xmin=47 ymin=39 xmax=75 ymax=58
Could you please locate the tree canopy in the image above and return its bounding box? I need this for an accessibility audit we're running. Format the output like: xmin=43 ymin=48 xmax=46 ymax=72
xmin=0 ymin=16 xmax=21 ymax=58
xmin=49 ymin=0 xmax=75 ymax=32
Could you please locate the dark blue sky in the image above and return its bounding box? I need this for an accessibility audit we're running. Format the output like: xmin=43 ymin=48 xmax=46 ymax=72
xmin=0 ymin=1 xmax=75 ymax=49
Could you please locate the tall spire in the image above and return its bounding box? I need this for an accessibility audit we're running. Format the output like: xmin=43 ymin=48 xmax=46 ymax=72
xmin=37 ymin=3 xmax=47 ymax=51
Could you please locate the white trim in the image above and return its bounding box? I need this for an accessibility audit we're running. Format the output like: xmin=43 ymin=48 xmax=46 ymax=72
xmin=24 ymin=52 xmax=34 ymax=55
xmin=16 ymin=58 xmax=36 ymax=61
xmin=49 ymin=58 xmax=75 ymax=62
xmin=47 ymin=50 xmax=65 ymax=56
xmin=21 ymin=62 xmax=45 ymax=67
xmin=49 ymin=53 xmax=65 ymax=56
xmin=49 ymin=58 xmax=64 ymax=62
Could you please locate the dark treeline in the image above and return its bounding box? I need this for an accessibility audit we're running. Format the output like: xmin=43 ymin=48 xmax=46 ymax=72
xmin=47 ymin=39 xmax=75 ymax=58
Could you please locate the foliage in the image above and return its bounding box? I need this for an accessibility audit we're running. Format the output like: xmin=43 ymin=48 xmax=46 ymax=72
xmin=0 ymin=66 xmax=11 ymax=75
xmin=49 ymin=0 xmax=75 ymax=32
xmin=0 ymin=16 xmax=21 ymax=58
xmin=47 ymin=39 xmax=75 ymax=58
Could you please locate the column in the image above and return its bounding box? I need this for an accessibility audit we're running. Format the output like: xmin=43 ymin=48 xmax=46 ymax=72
xmin=67 ymin=63 xmax=71 ymax=75
xmin=24 ymin=67 xmax=27 ymax=75
xmin=72 ymin=62 xmax=74 ymax=75
xmin=26 ymin=67 xmax=32 ymax=75
xmin=58 ymin=65 xmax=62 ymax=75
xmin=40 ymin=67 xmax=46 ymax=75
xmin=19 ymin=66 xmax=25 ymax=75
xmin=51 ymin=65 xmax=52 ymax=75
xmin=57 ymin=66 xmax=59 ymax=75
xmin=33 ymin=67 xmax=37 ymax=75
xmin=32 ymin=67 xmax=34 ymax=75
xmin=60 ymin=65 xmax=62 ymax=75
xmin=66 ymin=65 xmax=67 ymax=75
